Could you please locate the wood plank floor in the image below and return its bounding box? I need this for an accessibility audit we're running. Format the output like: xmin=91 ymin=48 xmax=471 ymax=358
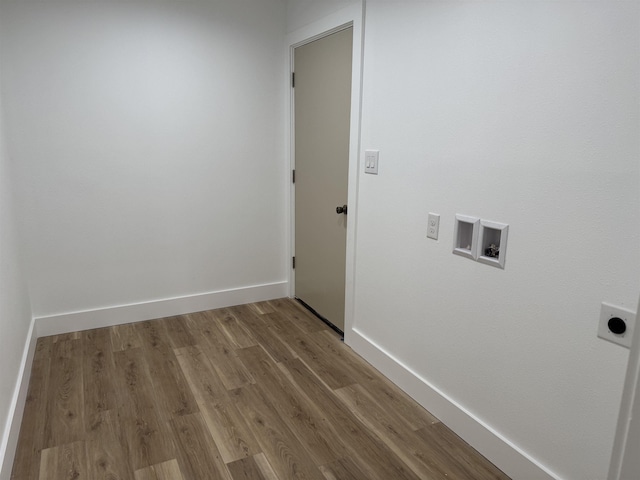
xmin=11 ymin=298 xmax=510 ymax=480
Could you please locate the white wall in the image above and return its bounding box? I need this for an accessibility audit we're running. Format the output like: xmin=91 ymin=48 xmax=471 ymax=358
xmin=353 ymin=1 xmax=639 ymax=479
xmin=286 ymin=0 xmax=360 ymax=32
xmin=0 ymin=61 xmax=32 ymax=478
xmin=0 ymin=0 xmax=288 ymax=319
xmin=1 ymin=1 xmax=637 ymax=479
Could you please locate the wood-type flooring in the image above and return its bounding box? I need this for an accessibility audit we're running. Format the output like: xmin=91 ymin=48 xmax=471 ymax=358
xmin=11 ymin=298 xmax=510 ymax=480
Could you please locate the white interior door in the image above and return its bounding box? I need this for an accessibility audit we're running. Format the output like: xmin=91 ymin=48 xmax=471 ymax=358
xmin=294 ymin=27 xmax=353 ymax=332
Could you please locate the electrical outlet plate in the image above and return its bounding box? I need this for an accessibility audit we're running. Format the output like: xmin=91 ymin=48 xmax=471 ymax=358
xmin=427 ymin=213 xmax=440 ymax=240
xmin=598 ymin=302 xmax=637 ymax=348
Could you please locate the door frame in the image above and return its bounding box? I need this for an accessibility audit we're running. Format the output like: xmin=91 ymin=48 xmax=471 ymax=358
xmin=608 ymin=294 xmax=640 ymax=479
xmin=285 ymin=3 xmax=364 ymax=342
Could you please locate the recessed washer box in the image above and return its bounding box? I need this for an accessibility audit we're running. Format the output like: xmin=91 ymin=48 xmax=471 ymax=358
xmin=477 ymin=220 xmax=509 ymax=269
xmin=453 ymin=214 xmax=479 ymax=260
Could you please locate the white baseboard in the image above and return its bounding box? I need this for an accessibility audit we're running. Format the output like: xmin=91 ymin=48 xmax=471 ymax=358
xmin=0 ymin=318 xmax=37 ymax=480
xmin=347 ymin=327 xmax=561 ymax=480
xmin=35 ymin=281 xmax=289 ymax=337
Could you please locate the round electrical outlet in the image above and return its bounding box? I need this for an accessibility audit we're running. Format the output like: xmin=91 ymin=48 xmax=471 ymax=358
xmin=608 ymin=317 xmax=627 ymax=335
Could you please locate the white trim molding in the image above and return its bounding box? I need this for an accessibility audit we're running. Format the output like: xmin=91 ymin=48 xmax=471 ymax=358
xmin=0 ymin=319 xmax=38 ymax=480
xmin=34 ymin=281 xmax=288 ymax=337
xmin=348 ymin=327 xmax=561 ymax=480
xmin=608 ymin=295 xmax=640 ymax=480
xmin=285 ymin=2 xmax=365 ymax=339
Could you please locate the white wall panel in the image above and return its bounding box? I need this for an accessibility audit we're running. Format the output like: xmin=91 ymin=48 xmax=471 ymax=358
xmin=354 ymin=1 xmax=640 ymax=478
xmin=0 ymin=0 xmax=288 ymax=318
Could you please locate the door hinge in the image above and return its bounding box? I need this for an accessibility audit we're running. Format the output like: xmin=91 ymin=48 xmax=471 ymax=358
xmin=291 ymin=72 xmax=295 ymax=88
xmin=292 ymin=256 xmax=296 ymax=269
xmin=292 ymin=169 xmax=296 ymax=183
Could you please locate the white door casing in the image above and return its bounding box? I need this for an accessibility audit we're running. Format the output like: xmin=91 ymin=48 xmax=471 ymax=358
xmin=286 ymin=3 xmax=364 ymax=340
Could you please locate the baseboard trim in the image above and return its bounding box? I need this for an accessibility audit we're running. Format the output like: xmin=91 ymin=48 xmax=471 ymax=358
xmin=35 ymin=281 xmax=288 ymax=337
xmin=347 ymin=327 xmax=561 ymax=480
xmin=0 ymin=318 xmax=37 ymax=480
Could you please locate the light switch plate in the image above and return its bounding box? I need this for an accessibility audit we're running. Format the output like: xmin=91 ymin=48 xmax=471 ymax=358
xmin=598 ymin=302 xmax=637 ymax=348
xmin=365 ymin=150 xmax=379 ymax=174
xmin=427 ymin=213 xmax=440 ymax=240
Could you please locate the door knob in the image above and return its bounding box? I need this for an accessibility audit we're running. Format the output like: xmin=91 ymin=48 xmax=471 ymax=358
xmin=336 ymin=205 xmax=347 ymax=215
